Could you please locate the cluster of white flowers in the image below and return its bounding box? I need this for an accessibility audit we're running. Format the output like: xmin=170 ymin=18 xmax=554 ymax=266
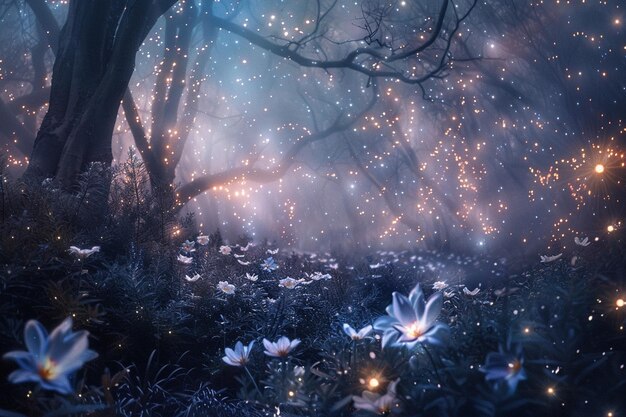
xmin=222 ymin=336 xmax=301 ymax=367
xmin=217 ymin=281 xmax=236 ymax=295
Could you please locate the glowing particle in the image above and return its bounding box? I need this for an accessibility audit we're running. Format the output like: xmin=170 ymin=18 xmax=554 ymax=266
xmin=617 ymin=299 xmax=625 ymax=308
xmin=368 ymin=378 xmax=380 ymax=388
xmin=595 ymin=164 xmax=605 ymax=173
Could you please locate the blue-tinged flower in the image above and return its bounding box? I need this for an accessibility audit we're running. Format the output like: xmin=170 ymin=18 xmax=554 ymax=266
xmin=181 ymin=240 xmax=196 ymax=253
xmin=480 ymin=338 xmax=527 ymax=395
xmin=261 ymin=257 xmax=278 ymax=272
xmin=373 ymin=284 xmax=448 ymax=349
xmin=222 ymin=341 xmax=254 ymax=367
xmin=2 ymin=318 xmax=98 ymax=395
xmin=352 ymin=379 xmax=400 ymax=415
xmin=262 ymin=336 xmax=300 ymax=357
xmin=343 ymin=323 xmax=373 ymax=340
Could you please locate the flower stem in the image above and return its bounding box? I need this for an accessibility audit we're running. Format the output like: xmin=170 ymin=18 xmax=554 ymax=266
xmin=244 ymin=366 xmax=263 ymax=399
xmin=423 ymin=345 xmax=452 ymax=411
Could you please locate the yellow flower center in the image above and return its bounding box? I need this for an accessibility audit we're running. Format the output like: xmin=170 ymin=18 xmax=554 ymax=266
xmin=507 ymin=360 xmax=522 ymax=375
xmin=37 ymin=357 xmax=58 ymax=381
xmin=403 ymin=321 xmax=425 ymax=340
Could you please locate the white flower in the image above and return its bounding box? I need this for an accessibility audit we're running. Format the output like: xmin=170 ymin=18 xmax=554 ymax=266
xmin=574 ymin=236 xmax=590 ymax=247
xmin=432 ymin=281 xmax=448 ymax=290
xmin=237 ymin=260 xmax=251 ymax=266
xmin=494 ymin=287 xmax=519 ymax=297
xmin=222 ymin=341 xmax=254 ymax=367
xmin=245 ymin=273 xmax=259 ymax=281
xmin=68 ymin=246 xmax=100 ymax=259
xmin=353 ymin=379 xmax=400 ymax=415
xmin=293 ymin=365 xmax=305 ymax=378
xmin=540 ymin=253 xmax=562 ymax=263
xmin=309 ymin=272 xmax=331 ymax=281
xmin=329 ymin=263 xmax=339 ymax=269
xmin=184 ymin=273 xmax=201 ymax=282
xmin=463 ymin=287 xmax=480 ymax=296
xmin=217 ymin=281 xmax=236 ymax=295
xmin=239 ymin=242 xmax=254 ymax=252
xmin=279 ymin=277 xmax=302 ymax=289
xmin=177 ymin=254 xmax=193 ymax=264
xmin=262 ymin=336 xmax=300 ymax=357
xmin=343 ymin=324 xmax=373 ymax=340
xmin=219 ymin=246 xmax=232 ymax=255
xmin=267 ymin=248 xmax=279 ymax=255
xmin=196 ymin=235 xmax=210 ymax=246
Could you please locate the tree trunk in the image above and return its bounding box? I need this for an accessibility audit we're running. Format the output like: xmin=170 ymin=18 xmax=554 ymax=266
xmin=23 ymin=0 xmax=177 ymax=188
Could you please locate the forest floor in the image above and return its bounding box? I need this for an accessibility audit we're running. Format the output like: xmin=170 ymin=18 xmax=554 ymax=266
xmin=0 ymin=175 xmax=624 ymax=417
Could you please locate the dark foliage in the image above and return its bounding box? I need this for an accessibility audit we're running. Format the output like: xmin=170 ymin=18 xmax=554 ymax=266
xmin=0 ymin=156 xmax=624 ymax=416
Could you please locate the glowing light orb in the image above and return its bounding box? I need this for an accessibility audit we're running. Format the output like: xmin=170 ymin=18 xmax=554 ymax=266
xmin=607 ymin=225 xmax=615 ymax=232
xmin=368 ymin=378 xmax=380 ymax=389
xmin=594 ymin=164 xmax=605 ymax=174
xmin=617 ymin=298 xmax=625 ymax=308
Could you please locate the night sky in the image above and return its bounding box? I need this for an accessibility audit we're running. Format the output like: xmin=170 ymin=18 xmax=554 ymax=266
xmin=1 ymin=0 xmax=624 ymax=254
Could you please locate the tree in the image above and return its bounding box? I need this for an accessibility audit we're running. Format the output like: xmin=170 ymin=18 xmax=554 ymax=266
xmin=23 ymin=0 xmax=178 ymax=187
xmin=17 ymin=0 xmax=476 ymax=202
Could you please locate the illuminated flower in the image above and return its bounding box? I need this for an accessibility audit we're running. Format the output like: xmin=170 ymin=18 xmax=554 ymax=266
xmin=2 ymin=318 xmax=98 ymax=395
xmin=245 ymin=273 xmax=259 ymax=281
xmin=222 ymin=341 xmax=254 ymax=367
xmin=181 ymin=240 xmax=195 ymax=253
xmin=262 ymin=336 xmax=300 ymax=357
xmin=237 ymin=260 xmax=251 ymax=266
xmin=217 ymin=281 xmax=236 ymax=295
xmin=267 ymin=248 xmax=279 ymax=255
xmin=432 ymin=281 xmax=448 ymax=290
xmin=184 ymin=273 xmax=201 ymax=282
xmin=540 ymin=253 xmax=562 ymax=263
xmin=219 ymin=245 xmax=232 ymax=255
xmin=343 ymin=323 xmax=373 ymax=340
xmin=196 ymin=235 xmax=210 ymax=246
xmin=574 ymin=236 xmax=590 ymax=247
xmin=373 ymin=284 xmax=448 ymax=349
xmin=352 ymin=379 xmax=400 ymax=415
xmin=481 ymin=339 xmax=527 ymax=395
xmin=68 ymin=246 xmax=100 ymax=259
xmin=261 ymin=257 xmax=278 ymax=271
xmin=177 ymin=254 xmax=193 ymax=265
xmin=279 ymin=277 xmax=302 ymax=289
xmin=463 ymin=287 xmax=480 ymax=296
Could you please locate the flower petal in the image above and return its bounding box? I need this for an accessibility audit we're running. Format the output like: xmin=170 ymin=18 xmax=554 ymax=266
xmin=422 ymin=291 xmax=443 ymax=327
xmin=7 ymin=369 xmax=41 ymax=385
xmin=24 ymin=320 xmax=48 ymax=359
xmin=391 ymin=292 xmax=417 ymax=325
xmin=343 ymin=324 xmax=356 ymax=337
